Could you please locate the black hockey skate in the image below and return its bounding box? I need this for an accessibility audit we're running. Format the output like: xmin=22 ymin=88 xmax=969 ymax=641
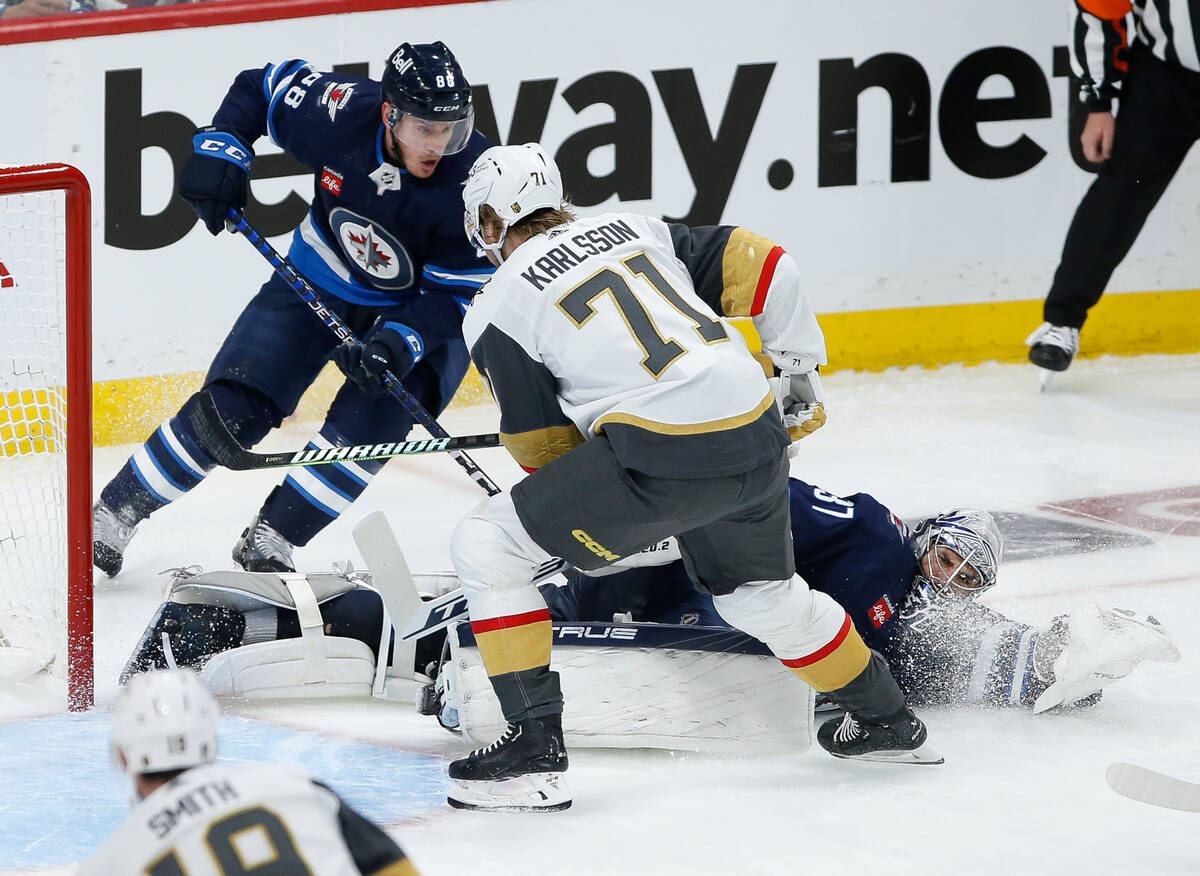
xmin=232 ymin=514 xmax=296 ymax=573
xmin=93 ymin=500 xmax=139 ymax=577
xmin=447 ymin=715 xmax=571 ymax=811
xmin=817 ymin=707 xmax=944 ymax=765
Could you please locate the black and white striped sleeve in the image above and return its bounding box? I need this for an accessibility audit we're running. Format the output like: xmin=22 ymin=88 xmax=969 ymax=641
xmin=1071 ymin=0 xmax=1130 ymax=110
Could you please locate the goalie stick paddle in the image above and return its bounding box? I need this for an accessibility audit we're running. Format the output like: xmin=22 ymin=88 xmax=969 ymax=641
xmin=225 ymin=208 xmax=501 ymax=496
xmin=1106 ymin=763 xmax=1200 ymax=813
xmin=189 ymin=390 xmax=501 ymax=471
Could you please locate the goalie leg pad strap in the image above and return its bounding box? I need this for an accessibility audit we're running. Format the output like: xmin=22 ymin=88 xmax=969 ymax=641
xmin=279 ymin=572 xmax=327 ymax=683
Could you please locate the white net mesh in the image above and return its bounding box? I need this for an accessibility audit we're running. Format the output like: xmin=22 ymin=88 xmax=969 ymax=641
xmin=0 ymin=187 xmax=69 ymax=675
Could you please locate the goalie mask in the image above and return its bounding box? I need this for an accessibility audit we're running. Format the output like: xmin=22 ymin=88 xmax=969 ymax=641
xmin=463 ymin=143 xmax=564 ymax=261
xmin=382 ymin=41 xmax=474 ymax=156
xmin=910 ymin=508 xmax=1003 ymax=600
xmin=111 ymin=669 xmax=219 ymax=776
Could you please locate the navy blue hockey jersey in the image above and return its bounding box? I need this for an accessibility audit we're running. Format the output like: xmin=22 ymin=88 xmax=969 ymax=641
xmin=548 ymin=477 xmax=1059 ymax=709
xmin=209 ymin=60 xmax=493 ymax=335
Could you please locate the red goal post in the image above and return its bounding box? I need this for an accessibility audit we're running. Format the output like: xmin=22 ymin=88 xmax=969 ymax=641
xmin=0 ymin=164 xmax=93 ymax=710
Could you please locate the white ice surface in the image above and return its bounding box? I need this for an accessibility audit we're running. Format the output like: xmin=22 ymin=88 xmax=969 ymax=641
xmin=3 ymin=353 xmax=1198 ymax=875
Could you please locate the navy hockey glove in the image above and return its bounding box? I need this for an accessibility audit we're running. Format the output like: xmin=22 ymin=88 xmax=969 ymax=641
xmin=334 ymin=320 xmax=426 ymax=396
xmin=177 ymin=127 xmax=254 ymax=235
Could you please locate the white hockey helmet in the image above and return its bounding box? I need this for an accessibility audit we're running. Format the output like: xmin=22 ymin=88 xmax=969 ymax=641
xmin=463 ymin=142 xmax=563 ymax=260
xmin=111 ymin=668 xmax=219 ymax=775
xmin=911 ymin=508 xmax=1003 ymax=597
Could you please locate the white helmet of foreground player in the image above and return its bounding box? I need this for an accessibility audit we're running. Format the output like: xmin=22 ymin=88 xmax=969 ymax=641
xmin=463 ymin=142 xmax=563 ymax=262
xmin=911 ymin=508 xmax=1003 ymax=598
xmin=111 ymin=668 xmax=219 ymax=776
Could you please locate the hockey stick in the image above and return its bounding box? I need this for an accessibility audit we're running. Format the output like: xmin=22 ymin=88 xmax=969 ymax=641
xmin=399 ymin=557 xmax=572 ymax=641
xmin=224 ymin=208 xmax=500 ymax=496
xmin=189 ymin=389 xmax=500 ymax=471
xmin=1106 ymin=763 xmax=1200 ymax=813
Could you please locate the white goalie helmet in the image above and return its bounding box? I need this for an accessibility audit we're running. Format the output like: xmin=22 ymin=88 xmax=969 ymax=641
xmin=911 ymin=508 xmax=1003 ymax=598
xmin=111 ymin=668 xmax=219 ymax=776
xmin=463 ymin=142 xmax=563 ymax=261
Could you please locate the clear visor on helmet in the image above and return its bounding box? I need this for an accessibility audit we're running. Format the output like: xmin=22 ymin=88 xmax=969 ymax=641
xmin=390 ymin=107 xmax=475 ymax=157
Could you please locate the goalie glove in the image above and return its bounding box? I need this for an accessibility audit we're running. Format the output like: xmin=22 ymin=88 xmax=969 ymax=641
xmin=334 ymin=318 xmax=425 ymax=396
xmin=772 ymin=369 xmax=827 ymax=442
xmin=178 ymin=126 xmax=255 ymax=235
xmin=1031 ymin=605 xmax=1181 ymax=714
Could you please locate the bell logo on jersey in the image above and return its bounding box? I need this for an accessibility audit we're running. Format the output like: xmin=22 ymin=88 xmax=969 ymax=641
xmin=328 ymin=207 xmax=414 ymax=290
xmin=0 ymin=260 xmax=14 ymax=289
xmin=319 ymin=82 xmax=354 ymax=122
xmin=870 ymin=594 xmax=896 ymax=628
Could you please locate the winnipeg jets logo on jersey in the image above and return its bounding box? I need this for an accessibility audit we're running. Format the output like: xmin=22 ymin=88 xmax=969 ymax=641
xmin=368 ymin=163 xmax=404 ymax=196
xmin=319 ymin=81 xmax=355 ymax=122
xmin=328 ymin=207 xmax=414 ymax=290
xmin=348 ymin=226 xmax=391 ymax=271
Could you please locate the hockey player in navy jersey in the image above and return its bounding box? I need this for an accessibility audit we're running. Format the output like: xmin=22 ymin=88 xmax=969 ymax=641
xmin=535 ymin=477 xmax=1178 ymax=713
xmin=92 ymin=41 xmax=493 ymax=577
xmin=118 ymin=474 xmax=1177 ymax=720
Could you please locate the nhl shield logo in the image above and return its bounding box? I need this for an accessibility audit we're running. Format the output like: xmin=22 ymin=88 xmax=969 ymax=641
xmin=329 ymin=207 xmax=414 ymax=290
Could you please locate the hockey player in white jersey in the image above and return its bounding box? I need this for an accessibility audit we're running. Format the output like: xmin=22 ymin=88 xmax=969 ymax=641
xmin=78 ymin=669 xmax=418 ymax=876
xmin=443 ymin=143 xmax=942 ymax=812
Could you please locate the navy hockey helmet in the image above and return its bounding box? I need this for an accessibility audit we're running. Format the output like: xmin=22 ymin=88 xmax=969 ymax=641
xmin=382 ymin=41 xmax=474 ymax=156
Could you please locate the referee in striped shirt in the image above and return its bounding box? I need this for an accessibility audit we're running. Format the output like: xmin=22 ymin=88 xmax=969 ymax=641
xmin=1027 ymin=0 xmax=1200 ymax=373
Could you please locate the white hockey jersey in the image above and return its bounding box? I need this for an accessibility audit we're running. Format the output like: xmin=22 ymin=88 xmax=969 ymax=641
xmin=76 ymin=762 xmax=413 ymax=876
xmin=463 ymin=212 xmax=826 ymax=477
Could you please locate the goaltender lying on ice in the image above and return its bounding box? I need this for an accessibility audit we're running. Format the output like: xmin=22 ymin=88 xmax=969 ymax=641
xmin=120 ymin=482 xmax=1180 ymax=752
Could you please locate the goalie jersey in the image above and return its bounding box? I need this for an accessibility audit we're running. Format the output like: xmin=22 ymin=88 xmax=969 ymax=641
xmin=77 ymin=762 xmax=414 ymax=876
xmin=463 ymin=213 xmax=826 ymax=477
xmin=209 ymin=60 xmax=493 ymax=323
xmin=548 ymin=478 xmax=1060 ymax=709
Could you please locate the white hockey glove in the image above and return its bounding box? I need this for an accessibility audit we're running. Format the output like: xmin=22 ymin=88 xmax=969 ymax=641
xmin=772 ymin=369 xmax=827 ymax=443
xmin=1031 ymin=605 xmax=1181 ymax=714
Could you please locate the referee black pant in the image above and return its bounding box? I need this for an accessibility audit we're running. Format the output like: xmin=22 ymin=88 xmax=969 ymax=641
xmin=1046 ymin=42 xmax=1200 ymax=329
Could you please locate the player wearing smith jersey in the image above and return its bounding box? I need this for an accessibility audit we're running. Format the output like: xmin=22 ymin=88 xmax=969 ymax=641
xmin=78 ymin=669 xmax=418 ymax=876
xmin=93 ymin=41 xmax=493 ymax=577
xmin=444 ymin=143 xmax=941 ymax=812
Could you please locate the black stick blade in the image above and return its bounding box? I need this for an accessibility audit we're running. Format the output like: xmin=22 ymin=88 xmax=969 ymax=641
xmin=188 ymin=389 xmax=256 ymax=470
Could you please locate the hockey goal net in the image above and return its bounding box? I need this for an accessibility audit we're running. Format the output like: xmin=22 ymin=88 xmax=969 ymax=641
xmin=0 ymin=164 xmax=93 ymax=710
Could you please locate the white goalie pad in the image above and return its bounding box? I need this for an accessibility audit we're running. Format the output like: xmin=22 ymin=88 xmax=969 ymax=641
xmin=442 ymin=622 xmax=814 ymax=753
xmin=1033 ymin=605 xmax=1181 ymax=714
xmin=201 ymin=636 xmax=377 ymax=699
xmin=161 ymin=567 xmax=393 ymax=700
